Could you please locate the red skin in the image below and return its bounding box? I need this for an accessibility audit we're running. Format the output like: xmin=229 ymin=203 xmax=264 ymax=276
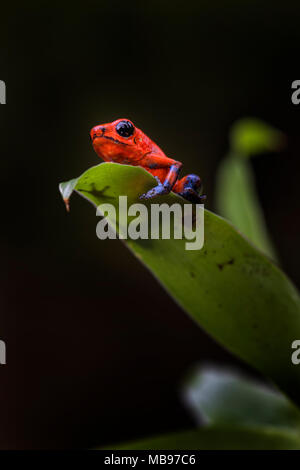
xmin=90 ymin=118 xmax=203 ymax=201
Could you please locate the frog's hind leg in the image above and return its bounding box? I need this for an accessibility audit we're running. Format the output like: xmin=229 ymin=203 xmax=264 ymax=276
xmin=173 ymin=174 xmax=206 ymax=203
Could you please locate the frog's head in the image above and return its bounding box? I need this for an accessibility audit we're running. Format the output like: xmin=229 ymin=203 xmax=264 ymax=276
xmin=90 ymin=118 xmax=140 ymax=162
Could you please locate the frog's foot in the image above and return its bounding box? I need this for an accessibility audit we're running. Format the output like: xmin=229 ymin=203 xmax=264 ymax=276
xmin=139 ymin=176 xmax=170 ymax=200
xmin=179 ymin=188 xmax=206 ymax=203
xmin=174 ymin=174 xmax=206 ymax=203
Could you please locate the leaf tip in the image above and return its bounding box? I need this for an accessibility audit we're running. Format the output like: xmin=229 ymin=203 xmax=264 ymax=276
xmin=59 ymin=178 xmax=79 ymax=213
xmin=63 ymin=197 xmax=70 ymax=212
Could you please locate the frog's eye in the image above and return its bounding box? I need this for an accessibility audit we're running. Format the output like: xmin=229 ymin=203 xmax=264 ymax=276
xmin=116 ymin=120 xmax=134 ymax=138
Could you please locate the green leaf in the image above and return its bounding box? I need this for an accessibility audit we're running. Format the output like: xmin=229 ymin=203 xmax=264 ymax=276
xmin=216 ymin=119 xmax=285 ymax=261
xmin=102 ymin=426 xmax=300 ymax=450
xmin=59 ymin=162 xmax=300 ymax=405
xmin=184 ymin=367 xmax=300 ymax=431
xmin=215 ymin=156 xmax=277 ymax=260
xmin=229 ymin=118 xmax=285 ymax=157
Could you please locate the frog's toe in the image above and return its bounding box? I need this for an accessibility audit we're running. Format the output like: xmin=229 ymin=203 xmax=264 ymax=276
xmin=140 ymin=184 xmax=169 ymax=200
xmin=139 ymin=191 xmax=153 ymax=200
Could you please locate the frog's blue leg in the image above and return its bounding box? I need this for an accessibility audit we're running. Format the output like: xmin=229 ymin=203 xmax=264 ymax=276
xmin=140 ymin=163 xmax=181 ymax=200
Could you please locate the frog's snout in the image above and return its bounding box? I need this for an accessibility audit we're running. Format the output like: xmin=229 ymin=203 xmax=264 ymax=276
xmin=90 ymin=125 xmax=105 ymax=142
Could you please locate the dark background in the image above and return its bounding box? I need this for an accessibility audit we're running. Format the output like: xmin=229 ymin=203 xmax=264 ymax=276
xmin=0 ymin=0 xmax=300 ymax=449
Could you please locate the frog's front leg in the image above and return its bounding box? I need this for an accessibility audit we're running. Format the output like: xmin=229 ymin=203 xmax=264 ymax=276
xmin=139 ymin=155 xmax=182 ymax=200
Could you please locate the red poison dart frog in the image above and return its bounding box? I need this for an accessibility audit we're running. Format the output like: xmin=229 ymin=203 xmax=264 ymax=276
xmin=90 ymin=118 xmax=205 ymax=203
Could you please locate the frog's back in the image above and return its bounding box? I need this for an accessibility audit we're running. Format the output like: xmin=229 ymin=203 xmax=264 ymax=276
xmin=136 ymin=125 xmax=167 ymax=158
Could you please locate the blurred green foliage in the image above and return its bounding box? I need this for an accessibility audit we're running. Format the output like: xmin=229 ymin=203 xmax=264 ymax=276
xmin=184 ymin=367 xmax=300 ymax=431
xmin=216 ymin=119 xmax=285 ymax=261
xmin=106 ymin=427 xmax=300 ymax=450
xmin=104 ymin=367 xmax=300 ymax=450
xmin=230 ymin=118 xmax=285 ymax=156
